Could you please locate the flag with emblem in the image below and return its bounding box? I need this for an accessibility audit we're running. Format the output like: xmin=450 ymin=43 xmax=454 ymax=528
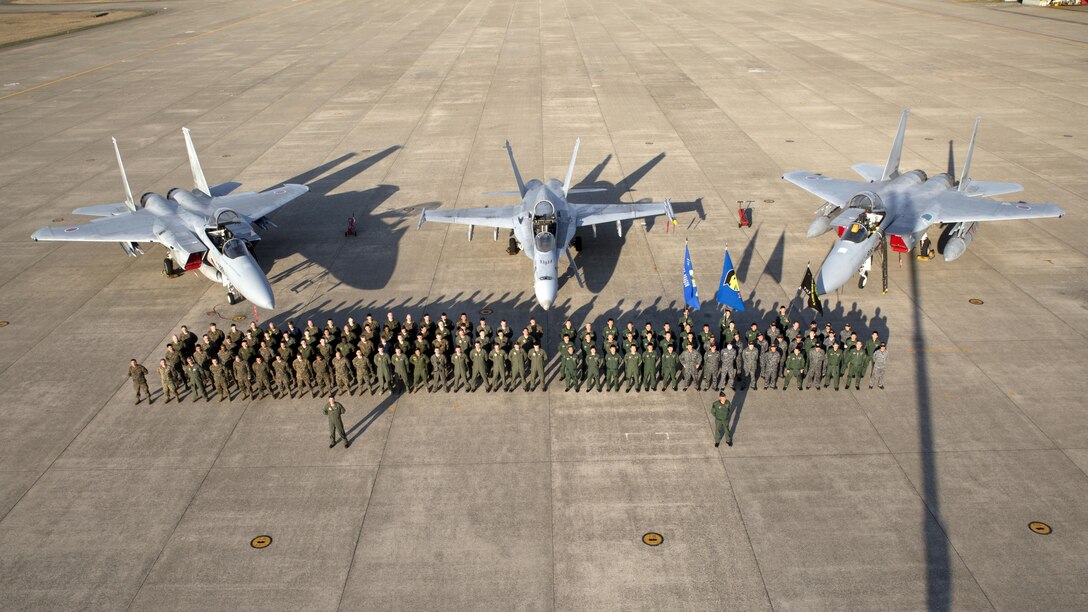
xmin=799 ymin=264 xmax=823 ymax=315
xmin=682 ymin=243 xmax=700 ymax=310
xmin=714 ymin=247 xmax=745 ymax=312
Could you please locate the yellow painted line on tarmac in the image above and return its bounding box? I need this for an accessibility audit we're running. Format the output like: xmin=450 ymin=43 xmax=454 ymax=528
xmin=0 ymin=0 xmax=321 ymax=102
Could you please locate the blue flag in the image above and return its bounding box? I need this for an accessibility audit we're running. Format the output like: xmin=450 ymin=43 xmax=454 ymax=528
xmin=715 ymin=248 xmax=745 ymax=312
xmin=682 ymin=244 xmax=700 ymax=310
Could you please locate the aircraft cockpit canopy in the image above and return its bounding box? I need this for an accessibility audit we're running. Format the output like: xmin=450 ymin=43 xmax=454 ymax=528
xmin=534 ymin=231 xmax=556 ymax=254
xmin=532 ymin=200 xmax=557 ymax=238
xmin=847 ymin=192 xmax=884 ymax=212
xmin=222 ymin=238 xmax=249 ymax=259
xmin=212 ymin=208 xmax=244 ymax=227
xmin=842 ymin=223 xmax=869 ymax=244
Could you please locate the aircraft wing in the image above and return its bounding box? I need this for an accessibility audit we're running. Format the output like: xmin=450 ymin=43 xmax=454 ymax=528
xmin=932 ymin=190 xmax=1064 ymax=224
xmin=418 ymin=205 xmax=520 ymax=229
xmin=573 ymin=201 xmax=673 ymax=227
xmin=782 ymin=171 xmax=868 ymax=207
xmin=211 ymin=183 xmax=309 ymax=220
xmin=31 ymin=210 xmax=159 ymax=243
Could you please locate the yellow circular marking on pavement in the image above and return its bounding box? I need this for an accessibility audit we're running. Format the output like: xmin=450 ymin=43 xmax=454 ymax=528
xmin=250 ymin=535 xmax=272 ymax=548
xmin=1029 ymin=521 xmax=1052 ymax=535
xmin=480 ymin=308 xmax=494 ymax=315
xmin=642 ymin=532 xmax=664 ymax=546
xmin=232 ymin=315 xmax=247 ymax=322
xmin=968 ymin=298 xmax=984 ymax=305
xmin=0 ymin=321 xmax=8 ymax=328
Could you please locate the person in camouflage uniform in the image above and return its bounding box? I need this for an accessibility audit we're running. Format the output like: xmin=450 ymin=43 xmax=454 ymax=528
xmin=128 ymin=359 xmax=150 ymax=404
xmin=741 ymin=341 xmax=759 ymax=390
xmin=805 ymin=345 xmax=826 ymax=390
xmin=718 ymin=342 xmax=737 ymax=391
xmin=273 ymin=355 xmax=294 ymax=398
xmin=679 ymin=344 xmax=702 ymax=391
xmin=252 ymin=356 xmax=275 ymax=398
xmin=869 ymin=343 xmax=888 ymax=389
xmin=309 ymin=354 xmax=330 ymax=396
xmin=761 ymin=345 xmax=781 ymax=390
xmin=157 ymin=358 xmax=178 ymax=403
xmin=293 ymin=354 xmax=315 ymax=398
xmin=701 ymin=344 xmax=721 ymax=391
xmin=332 ymin=353 xmax=353 ymax=396
xmin=209 ymin=358 xmax=230 ymax=401
xmin=352 ymin=350 xmax=372 ymax=395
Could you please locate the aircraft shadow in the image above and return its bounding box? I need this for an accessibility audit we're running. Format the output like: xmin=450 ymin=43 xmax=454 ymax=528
xmin=255 ymin=146 xmax=407 ymax=291
xmin=566 ymin=153 xmax=703 ymax=294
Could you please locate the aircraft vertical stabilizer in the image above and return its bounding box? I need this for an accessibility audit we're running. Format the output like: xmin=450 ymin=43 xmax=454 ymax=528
xmin=562 ymin=138 xmax=581 ymax=196
xmin=112 ymin=138 xmax=136 ymax=211
xmin=182 ymin=127 xmax=211 ymax=197
xmin=958 ymin=118 xmax=981 ymax=192
xmin=504 ymin=140 xmax=527 ymax=197
xmin=881 ymin=109 xmax=910 ymax=181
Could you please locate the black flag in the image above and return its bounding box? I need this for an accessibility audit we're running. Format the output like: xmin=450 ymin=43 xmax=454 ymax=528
xmin=800 ymin=265 xmax=823 ymax=315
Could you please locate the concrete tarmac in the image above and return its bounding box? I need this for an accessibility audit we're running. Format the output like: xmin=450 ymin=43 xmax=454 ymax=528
xmin=0 ymin=0 xmax=1086 ymax=609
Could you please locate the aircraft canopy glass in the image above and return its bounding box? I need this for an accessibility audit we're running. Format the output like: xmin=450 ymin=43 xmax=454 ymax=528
xmin=847 ymin=192 xmax=883 ymax=212
xmin=842 ymin=223 xmax=869 ymax=244
xmin=535 ymin=231 xmax=556 ymax=253
xmin=212 ymin=208 xmax=244 ymax=227
xmin=222 ymin=238 xmax=248 ymax=259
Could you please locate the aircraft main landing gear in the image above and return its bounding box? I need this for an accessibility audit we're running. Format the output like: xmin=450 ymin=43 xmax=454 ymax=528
xmin=916 ymin=235 xmax=935 ymax=261
xmin=162 ymin=258 xmax=182 ymax=278
xmin=226 ymin=291 xmax=241 ymax=305
xmin=507 ymin=236 xmax=520 ymax=255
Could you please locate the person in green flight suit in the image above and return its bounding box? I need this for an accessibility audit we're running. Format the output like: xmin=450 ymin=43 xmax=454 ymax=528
xmin=660 ymin=345 xmax=680 ymax=391
xmin=604 ymin=345 xmax=623 ymax=391
xmin=711 ymin=391 xmax=734 ymax=447
xmin=323 ymin=395 xmax=350 ymax=449
xmin=584 ymin=346 xmax=603 ymax=392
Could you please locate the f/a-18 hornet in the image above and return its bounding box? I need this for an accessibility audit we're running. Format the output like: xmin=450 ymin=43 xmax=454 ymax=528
xmin=417 ymin=140 xmax=675 ymax=309
xmin=783 ymin=109 xmax=1064 ymax=294
xmin=31 ymin=128 xmax=307 ymax=309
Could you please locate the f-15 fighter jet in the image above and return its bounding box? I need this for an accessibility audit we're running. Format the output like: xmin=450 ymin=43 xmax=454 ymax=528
xmin=31 ymin=128 xmax=307 ymax=309
xmin=417 ymin=140 xmax=674 ymax=309
xmin=783 ymin=109 xmax=1064 ymax=294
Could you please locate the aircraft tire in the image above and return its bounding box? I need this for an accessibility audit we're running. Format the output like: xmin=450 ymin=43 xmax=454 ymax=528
xmin=572 ymin=236 xmax=583 ymax=252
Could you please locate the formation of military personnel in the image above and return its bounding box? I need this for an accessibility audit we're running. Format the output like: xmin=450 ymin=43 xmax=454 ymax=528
xmin=130 ymin=305 xmax=889 ymax=403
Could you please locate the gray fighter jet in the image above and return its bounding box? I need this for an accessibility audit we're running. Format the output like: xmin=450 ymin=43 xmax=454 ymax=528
xmin=417 ymin=140 xmax=674 ymax=309
xmin=783 ymin=110 xmax=1064 ymax=294
xmin=31 ymin=128 xmax=307 ymax=309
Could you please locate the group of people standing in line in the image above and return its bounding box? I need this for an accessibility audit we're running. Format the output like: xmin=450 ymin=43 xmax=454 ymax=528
xmin=126 ymin=305 xmax=889 ymax=403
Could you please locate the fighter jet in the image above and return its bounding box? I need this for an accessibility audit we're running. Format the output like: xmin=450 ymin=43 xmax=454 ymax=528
xmin=30 ymin=128 xmax=307 ymax=309
xmin=417 ymin=139 xmax=675 ymax=309
xmin=783 ymin=109 xmax=1065 ymax=294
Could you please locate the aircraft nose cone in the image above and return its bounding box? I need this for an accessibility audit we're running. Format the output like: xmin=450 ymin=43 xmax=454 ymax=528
xmin=538 ymin=298 xmax=553 ymax=310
